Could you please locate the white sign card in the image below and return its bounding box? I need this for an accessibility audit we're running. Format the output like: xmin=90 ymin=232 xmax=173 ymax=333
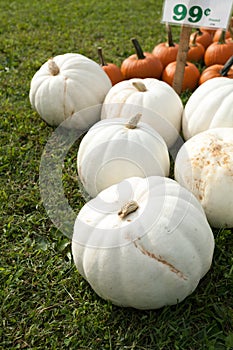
xmin=162 ymin=0 xmax=233 ymax=29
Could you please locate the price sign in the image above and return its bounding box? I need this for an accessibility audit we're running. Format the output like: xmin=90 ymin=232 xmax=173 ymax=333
xmin=162 ymin=0 xmax=233 ymax=29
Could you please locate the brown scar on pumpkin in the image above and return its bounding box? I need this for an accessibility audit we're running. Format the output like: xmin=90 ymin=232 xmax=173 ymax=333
xmin=210 ymin=143 xmax=222 ymax=156
xmin=133 ymin=240 xmax=188 ymax=281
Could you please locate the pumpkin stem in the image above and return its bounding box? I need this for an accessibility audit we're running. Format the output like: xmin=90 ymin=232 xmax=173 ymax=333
xmin=229 ymin=16 xmax=233 ymax=40
xmin=218 ymin=30 xmax=226 ymax=44
xmin=229 ymin=26 xmax=233 ymax=40
xmin=125 ymin=113 xmax=142 ymax=129
xmin=190 ymin=31 xmax=198 ymax=47
xmin=166 ymin=23 xmax=175 ymax=47
xmin=118 ymin=200 xmax=139 ymax=219
xmin=229 ymin=16 xmax=233 ymax=29
xmin=220 ymin=55 xmax=233 ymax=76
xmin=98 ymin=47 xmax=108 ymax=67
xmin=132 ymin=81 xmax=147 ymax=92
xmin=48 ymin=58 xmax=60 ymax=76
xmin=131 ymin=38 xmax=146 ymax=60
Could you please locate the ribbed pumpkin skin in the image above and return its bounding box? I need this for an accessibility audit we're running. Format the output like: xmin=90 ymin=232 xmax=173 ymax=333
xmin=72 ymin=176 xmax=214 ymax=310
xmin=204 ymin=41 xmax=233 ymax=66
xmin=199 ymin=64 xmax=233 ymax=85
xmin=152 ymin=43 xmax=179 ymax=68
xmin=190 ymin=30 xmax=212 ymax=49
xmin=101 ymin=78 xmax=184 ymax=148
xmin=200 ymin=27 xmax=216 ymax=39
xmin=102 ymin=63 xmax=124 ymax=86
xmin=175 ymin=128 xmax=233 ymax=228
xmin=29 ymin=53 xmax=112 ymax=127
xmin=182 ymin=77 xmax=233 ymax=140
xmin=77 ymin=117 xmax=170 ymax=197
xmin=162 ymin=61 xmax=200 ymax=92
xmin=213 ymin=29 xmax=231 ymax=42
xmin=121 ymin=52 xmax=163 ymax=79
xmin=187 ymin=42 xmax=205 ymax=62
xmin=98 ymin=47 xmax=124 ymax=86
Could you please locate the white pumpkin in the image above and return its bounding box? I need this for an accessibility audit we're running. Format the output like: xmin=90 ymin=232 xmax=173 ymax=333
xmin=175 ymin=127 xmax=233 ymax=228
xmin=72 ymin=176 xmax=214 ymax=310
xmin=182 ymin=77 xmax=233 ymax=140
xmin=29 ymin=53 xmax=112 ymax=128
xmin=101 ymin=78 xmax=183 ymax=148
xmin=77 ymin=114 xmax=170 ymax=198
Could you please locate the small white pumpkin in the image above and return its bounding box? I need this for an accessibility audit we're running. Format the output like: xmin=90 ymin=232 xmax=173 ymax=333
xmin=182 ymin=77 xmax=233 ymax=140
xmin=175 ymin=127 xmax=233 ymax=228
xmin=101 ymin=78 xmax=183 ymax=148
xmin=72 ymin=176 xmax=214 ymax=310
xmin=29 ymin=53 xmax=112 ymax=128
xmin=77 ymin=114 xmax=170 ymax=198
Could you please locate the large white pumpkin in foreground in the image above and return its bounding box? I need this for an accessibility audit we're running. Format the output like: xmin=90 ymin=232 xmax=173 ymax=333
xmin=29 ymin=53 xmax=112 ymax=128
xmin=175 ymin=127 xmax=233 ymax=228
xmin=101 ymin=78 xmax=183 ymax=148
xmin=182 ymin=77 xmax=233 ymax=140
xmin=72 ymin=176 xmax=214 ymax=310
xmin=77 ymin=114 xmax=170 ymax=198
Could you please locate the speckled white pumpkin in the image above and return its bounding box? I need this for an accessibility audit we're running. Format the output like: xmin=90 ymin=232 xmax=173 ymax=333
xmin=182 ymin=77 xmax=233 ymax=140
xmin=72 ymin=176 xmax=214 ymax=310
xmin=77 ymin=114 xmax=170 ymax=198
xmin=101 ymin=78 xmax=183 ymax=148
xmin=175 ymin=127 xmax=233 ymax=228
xmin=29 ymin=53 xmax=112 ymax=128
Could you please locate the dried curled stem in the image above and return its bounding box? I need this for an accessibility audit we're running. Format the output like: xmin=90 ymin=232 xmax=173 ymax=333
xmin=125 ymin=113 xmax=142 ymax=129
xmin=118 ymin=200 xmax=139 ymax=219
xmin=48 ymin=58 xmax=60 ymax=76
xmin=132 ymin=81 xmax=147 ymax=92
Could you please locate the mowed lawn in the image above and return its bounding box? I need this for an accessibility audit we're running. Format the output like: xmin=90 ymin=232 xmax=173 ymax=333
xmin=1 ymin=0 xmax=233 ymax=349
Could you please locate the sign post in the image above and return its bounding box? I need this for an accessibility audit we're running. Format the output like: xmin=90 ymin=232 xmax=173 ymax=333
xmin=172 ymin=25 xmax=192 ymax=95
xmin=162 ymin=0 xmax=233 ymax=95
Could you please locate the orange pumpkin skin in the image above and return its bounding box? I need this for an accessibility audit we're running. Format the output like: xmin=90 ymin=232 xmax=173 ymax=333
xmin=200 ymin=27 xmax=216 ymax=39
xmin=213 ymin=29 xmax=231 ymax=42
xmin=102 ymin=64 xmax=124 ymax=86
xmin=199 ymin=64 xmax=233 ymax=85
xmin=190 ymin=30 xmax=212 ymax=49
xmin=97 ymin=47 xmax=124 ymax=86
xmin=152 ymin=43 xmax=179 ymax=68
xmin=187 ymin=42 xmax=205 ymax=62
xmin=204 ymin=41 xmax=233 ymax=66
xmin=162 ymin=61 xmax=200 ymax=92
xmin=121 ymin=52 xmax=163 ymax=79
xmin=152 ymin=23 xmax=179 ymax=68
xmin=226 ymin=38 xmax=233 ymax=44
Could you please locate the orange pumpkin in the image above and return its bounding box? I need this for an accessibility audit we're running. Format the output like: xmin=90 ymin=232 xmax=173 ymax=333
xmin=190 ymin=29 xmax=212 ymax=49
xmin=213 ymin=29 xmax=231 ymax=42
xmin=199 ymin=55 xmax=233 ymax=85
xmin=97 ymin=47 xmax=124 ymax=86
xmin=200 ymin=27 xmax=216 ymax=39
xmin=187 ymin=32 xmax=205 ymax=62
xmin=152 ymin=24 xmax=179 ymax=68
xmin=204 ymin=31 xmax=233 ymax=66
xmin=162 ymin=61 xmax=200 ymax=92
xmin=121 ymin=38 xmax=163 ymax=79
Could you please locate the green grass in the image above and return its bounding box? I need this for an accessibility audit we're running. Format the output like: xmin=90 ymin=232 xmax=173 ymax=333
xmin=0 ymin=0 xmax=233 ymax=349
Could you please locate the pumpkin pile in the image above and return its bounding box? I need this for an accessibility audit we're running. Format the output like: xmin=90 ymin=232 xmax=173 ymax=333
xmin=157 ymin=26 xmax=233 ymax=90
xmin=29 ymin=22 xmax=233 ymax=310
